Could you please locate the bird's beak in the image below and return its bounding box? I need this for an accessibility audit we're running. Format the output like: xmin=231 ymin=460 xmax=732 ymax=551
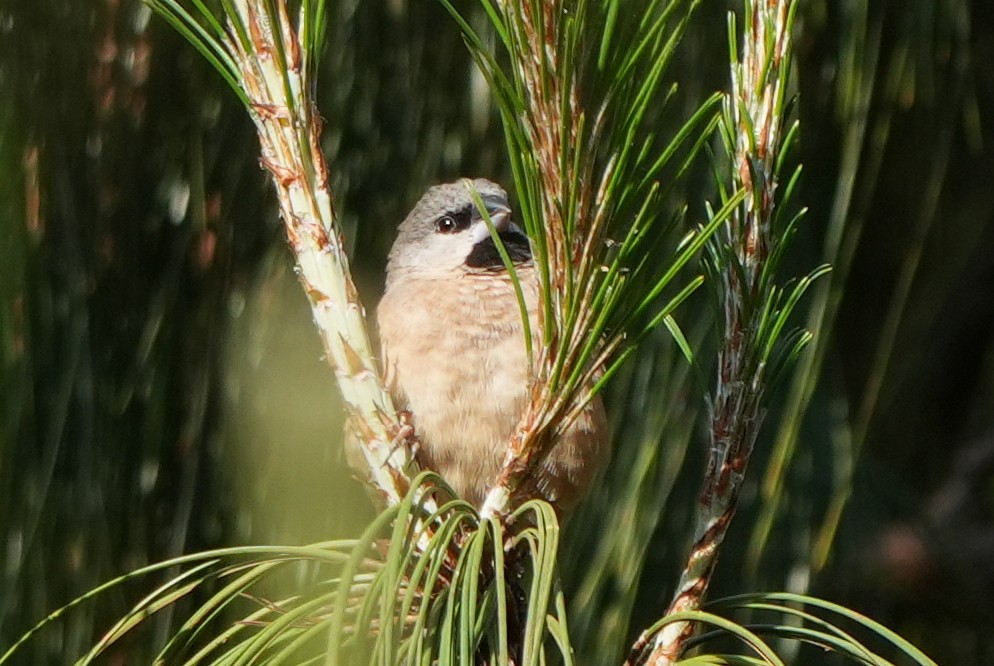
xmin=482 ymin=195 xmax=513 ymax=232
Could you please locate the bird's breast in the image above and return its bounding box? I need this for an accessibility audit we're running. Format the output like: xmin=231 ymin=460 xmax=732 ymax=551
xmin=377 ymin=269 xmax=540 ymax=506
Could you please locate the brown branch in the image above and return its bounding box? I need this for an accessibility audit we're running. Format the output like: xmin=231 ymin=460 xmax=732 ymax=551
xmin=633 ymin=2 xmax=797 ymax=664
xmin=223 ymin=0 xmax=417 ymax=507
xmin=480 ymin=0 xmax=597 ymax=518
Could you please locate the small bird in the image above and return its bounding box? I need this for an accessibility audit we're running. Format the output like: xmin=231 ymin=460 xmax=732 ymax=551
xmin=376 ymin=178 xmax=606 ymax=513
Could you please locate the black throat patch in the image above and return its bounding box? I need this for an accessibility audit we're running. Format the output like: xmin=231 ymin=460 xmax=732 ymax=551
xmin=465 ymin=230 xmax=532 ymax=270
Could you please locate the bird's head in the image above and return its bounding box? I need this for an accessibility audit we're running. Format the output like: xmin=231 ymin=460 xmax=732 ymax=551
xmin=386 ymin=179 xmax=531 ymax=285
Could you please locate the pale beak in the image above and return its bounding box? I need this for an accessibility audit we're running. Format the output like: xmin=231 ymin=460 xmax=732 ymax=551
xmin=482 ymin=194 xmax=513 ymax=232
xmin=465 ymin=195 xmax=532 ymax=268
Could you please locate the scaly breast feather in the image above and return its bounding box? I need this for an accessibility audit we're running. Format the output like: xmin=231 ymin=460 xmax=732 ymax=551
xmin=377 ymin=269 xmax=540 ymax=504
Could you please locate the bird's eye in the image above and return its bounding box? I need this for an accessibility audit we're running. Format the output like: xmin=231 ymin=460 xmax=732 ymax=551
xmin=435 ymin=215 xmax=458 ymax=234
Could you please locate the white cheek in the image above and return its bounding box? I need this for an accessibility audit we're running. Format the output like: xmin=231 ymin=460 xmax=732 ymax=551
xmin=469 ymin=220 xmax=524 ymax=245
xmin=419 ymin=235 xmax=476 ymax=273
xmin=470 ymin=223 xmax=492 ymax=245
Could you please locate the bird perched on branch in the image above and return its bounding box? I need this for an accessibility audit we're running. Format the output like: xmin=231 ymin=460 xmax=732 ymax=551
xmin=375 ymin=178 xmax=606 ymax=513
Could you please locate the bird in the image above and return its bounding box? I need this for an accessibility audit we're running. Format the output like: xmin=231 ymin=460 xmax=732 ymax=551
xmin=374 ymin=178 xmax=607 ymax=513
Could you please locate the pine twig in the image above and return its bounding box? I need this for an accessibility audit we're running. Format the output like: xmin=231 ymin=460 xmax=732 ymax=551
xmin=634 ymin=2 xmax=799 ymax=664
xmin=216 ymin=0 xmax=415 ymax=505
xmin=467 ymin=0 xmax=719 ymax=519
xmin=479 ymin=0 xmax=595 ymax=519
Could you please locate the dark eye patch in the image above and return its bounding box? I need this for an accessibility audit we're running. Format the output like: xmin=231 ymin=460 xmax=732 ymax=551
xmin=434 ymin=205 xmax=473 ymax=234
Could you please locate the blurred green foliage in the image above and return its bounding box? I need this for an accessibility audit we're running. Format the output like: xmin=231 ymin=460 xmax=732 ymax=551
xmin=1 ymin=0 xmax=992 ymax=663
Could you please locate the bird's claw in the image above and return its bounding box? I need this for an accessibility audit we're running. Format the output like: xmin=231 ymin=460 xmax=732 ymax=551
xmin=389 ymin=410 xmax=419 ymax=458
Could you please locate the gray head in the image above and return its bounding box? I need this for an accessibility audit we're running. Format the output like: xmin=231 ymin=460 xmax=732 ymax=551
xmin=385 ymin=179 xmax=531 ymax=286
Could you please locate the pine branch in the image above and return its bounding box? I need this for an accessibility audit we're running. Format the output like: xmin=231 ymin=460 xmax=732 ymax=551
xmin=477 ymin=0 xmax=590 ymax=518
xmin=146 ymin=0 xmax=418 ymax=507
xmin=445 ymin=0 xmax=722 ymax=520
xmin=633 ymin=2 xmax=807 ymax=663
